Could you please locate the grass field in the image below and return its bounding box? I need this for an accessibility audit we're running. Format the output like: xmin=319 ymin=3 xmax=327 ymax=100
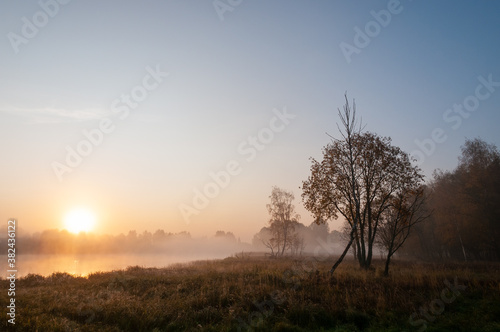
xmin=1 ymin=255 xmax=499 ymax=331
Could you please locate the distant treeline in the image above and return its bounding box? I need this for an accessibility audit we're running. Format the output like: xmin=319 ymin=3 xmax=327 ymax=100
xmin=1 ymin=229 xmax=250 ymax=255
xmin=1 ymin=223 xmax=348 ymax=257
xmin=5 ymin=138 xmax=497 ymax=262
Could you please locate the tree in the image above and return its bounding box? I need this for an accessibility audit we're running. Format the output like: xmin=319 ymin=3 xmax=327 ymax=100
xmin=308 ymin=221 xmax=330 ymax=243
xmin=289 ymin=232 xmax=306 ymax=256
xmin=214 ymin=231 xmax=237 ymax=241
xmin=430 ymin=170 xmax=468 ymax=260
xmin=377 ymin=185 xmax=428 ymax=276
xmin=254 ymin=227 xmax=278 ymax=257
xmin=397 ymin=138 xmax=500 ymax=262
xmin=302 ymin=95 xmax=362 ymax=274
xmin=302 ymin=94 xmax=424 ymax=273
xmin=456 ymin=138 xmax=500 ymax=260
xmin=428 ymin=138 xmax=500 ymax=260
xmin=153 ymin=229 xmax=167 ymax=243
xmin=266 ymin=186 xmax=301 ymax=256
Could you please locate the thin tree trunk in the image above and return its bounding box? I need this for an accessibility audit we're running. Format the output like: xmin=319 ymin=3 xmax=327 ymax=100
xmin=453 ymin=214 xmax=467 ymax=261
xmin=330 ymin=237 xmax=354 ymax=275
xmin=281 ymin=222 xmax=288 ymax=256
xmin=359 ymin=225 xmax=367 ymax=268
xmin=384 ymin=253 xmax=391 ymax=276
xmin=366 ymin=238 xmax=373 ymax=269
xmin=330 ymin=228 xmax=356 ymax=275
xmin=331 ymin=96 xmax=361 ymax=276
xmin=384 ymin=233 xmax=396 ymax=276
xmin=458 ymin=232 xmax=467 ymax=262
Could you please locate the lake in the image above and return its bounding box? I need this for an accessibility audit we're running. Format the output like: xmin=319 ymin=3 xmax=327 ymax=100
xmin=1 ymin=253 xmax=231 ymax=278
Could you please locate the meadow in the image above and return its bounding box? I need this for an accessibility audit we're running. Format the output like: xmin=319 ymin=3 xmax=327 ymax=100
xmin=1 ymin=255 xmax=499 ymax=331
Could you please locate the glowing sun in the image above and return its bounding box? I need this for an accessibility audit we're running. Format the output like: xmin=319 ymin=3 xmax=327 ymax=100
xmin=64 ymin=208 xmax=96 ymax=234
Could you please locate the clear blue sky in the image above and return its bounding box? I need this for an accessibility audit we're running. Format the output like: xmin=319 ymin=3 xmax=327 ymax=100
xmin=1 ymin=0 xmax=499 ymax=240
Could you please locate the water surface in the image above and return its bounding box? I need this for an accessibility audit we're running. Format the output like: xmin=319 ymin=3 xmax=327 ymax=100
xmin=1 ymin=253 xmax=229 ymax=278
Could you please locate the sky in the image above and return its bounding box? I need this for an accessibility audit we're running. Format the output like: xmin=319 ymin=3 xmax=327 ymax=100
xmin=1 ymin=0 xmax=499 ymax=242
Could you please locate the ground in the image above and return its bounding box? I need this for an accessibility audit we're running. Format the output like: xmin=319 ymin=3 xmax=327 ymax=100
xmin=1 ymin=255 xmax=499 ymax=331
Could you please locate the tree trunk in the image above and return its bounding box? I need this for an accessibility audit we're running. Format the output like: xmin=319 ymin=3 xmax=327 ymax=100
xmin=458 ymin=232 xmax=467 ymax=262
xmin=366 ymin=237 xmax=374 ymax=269
xmin=330 ymin=233 xmax=355 ymax=275
xmin=281 ymin=222 xmax=288 ymax=256
xmin=384 ymin=253 xmax=391 ymax=276
xmin=359 ymin=229 xmax=366 ymax=268
xmin=384 ymin=238 xmax=395 ymax=276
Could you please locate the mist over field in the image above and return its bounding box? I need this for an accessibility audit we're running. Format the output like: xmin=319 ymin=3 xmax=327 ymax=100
xmin=0 ymin=222 xmax=350 ymax=277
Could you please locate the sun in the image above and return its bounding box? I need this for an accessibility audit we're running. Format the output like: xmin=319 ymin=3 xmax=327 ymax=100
xmin=64 ymin=208 xmax=96 ymax=234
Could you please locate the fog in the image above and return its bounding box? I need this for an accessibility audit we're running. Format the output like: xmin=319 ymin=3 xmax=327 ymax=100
xmin=0 ymin=223 xmax=352 ymax=277
xmin=4 ymin=254 xmax=224 ymax=278
xmin=0 ymin=229 xmax=247 ymax=276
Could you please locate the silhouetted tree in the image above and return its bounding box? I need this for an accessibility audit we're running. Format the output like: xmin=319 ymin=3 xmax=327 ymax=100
xmin=266 ymin=186 xmax=301 ymax=256
xmin=302 ymin=94 xmax=424 ymax=273
xmin=289 ymin=233 xmax=305 ymax=256
xmin=257 ymin=225 xmax=280 ymax=257
xmin=153 ymin=229 xmax=167 ymax=243
xmin=397 ymin=138 xmax=500 ymax=262
xmin=308 ymin=221 xmax=330 ymax=242
xmin=377 ymin=185 xmax=428 ymax=275
xmin=215 ymin=231 xmax=237 ymax=242
xmin=429 ymin=139 xmax=500 ymax=260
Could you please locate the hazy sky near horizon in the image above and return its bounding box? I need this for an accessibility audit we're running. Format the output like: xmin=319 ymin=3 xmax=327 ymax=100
xmin=1 ymin=0 xmax=499 ymax=241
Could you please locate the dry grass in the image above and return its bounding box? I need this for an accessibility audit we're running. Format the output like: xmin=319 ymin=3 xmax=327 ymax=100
xmin=1 ymin=256 xmax=499 ymax=331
